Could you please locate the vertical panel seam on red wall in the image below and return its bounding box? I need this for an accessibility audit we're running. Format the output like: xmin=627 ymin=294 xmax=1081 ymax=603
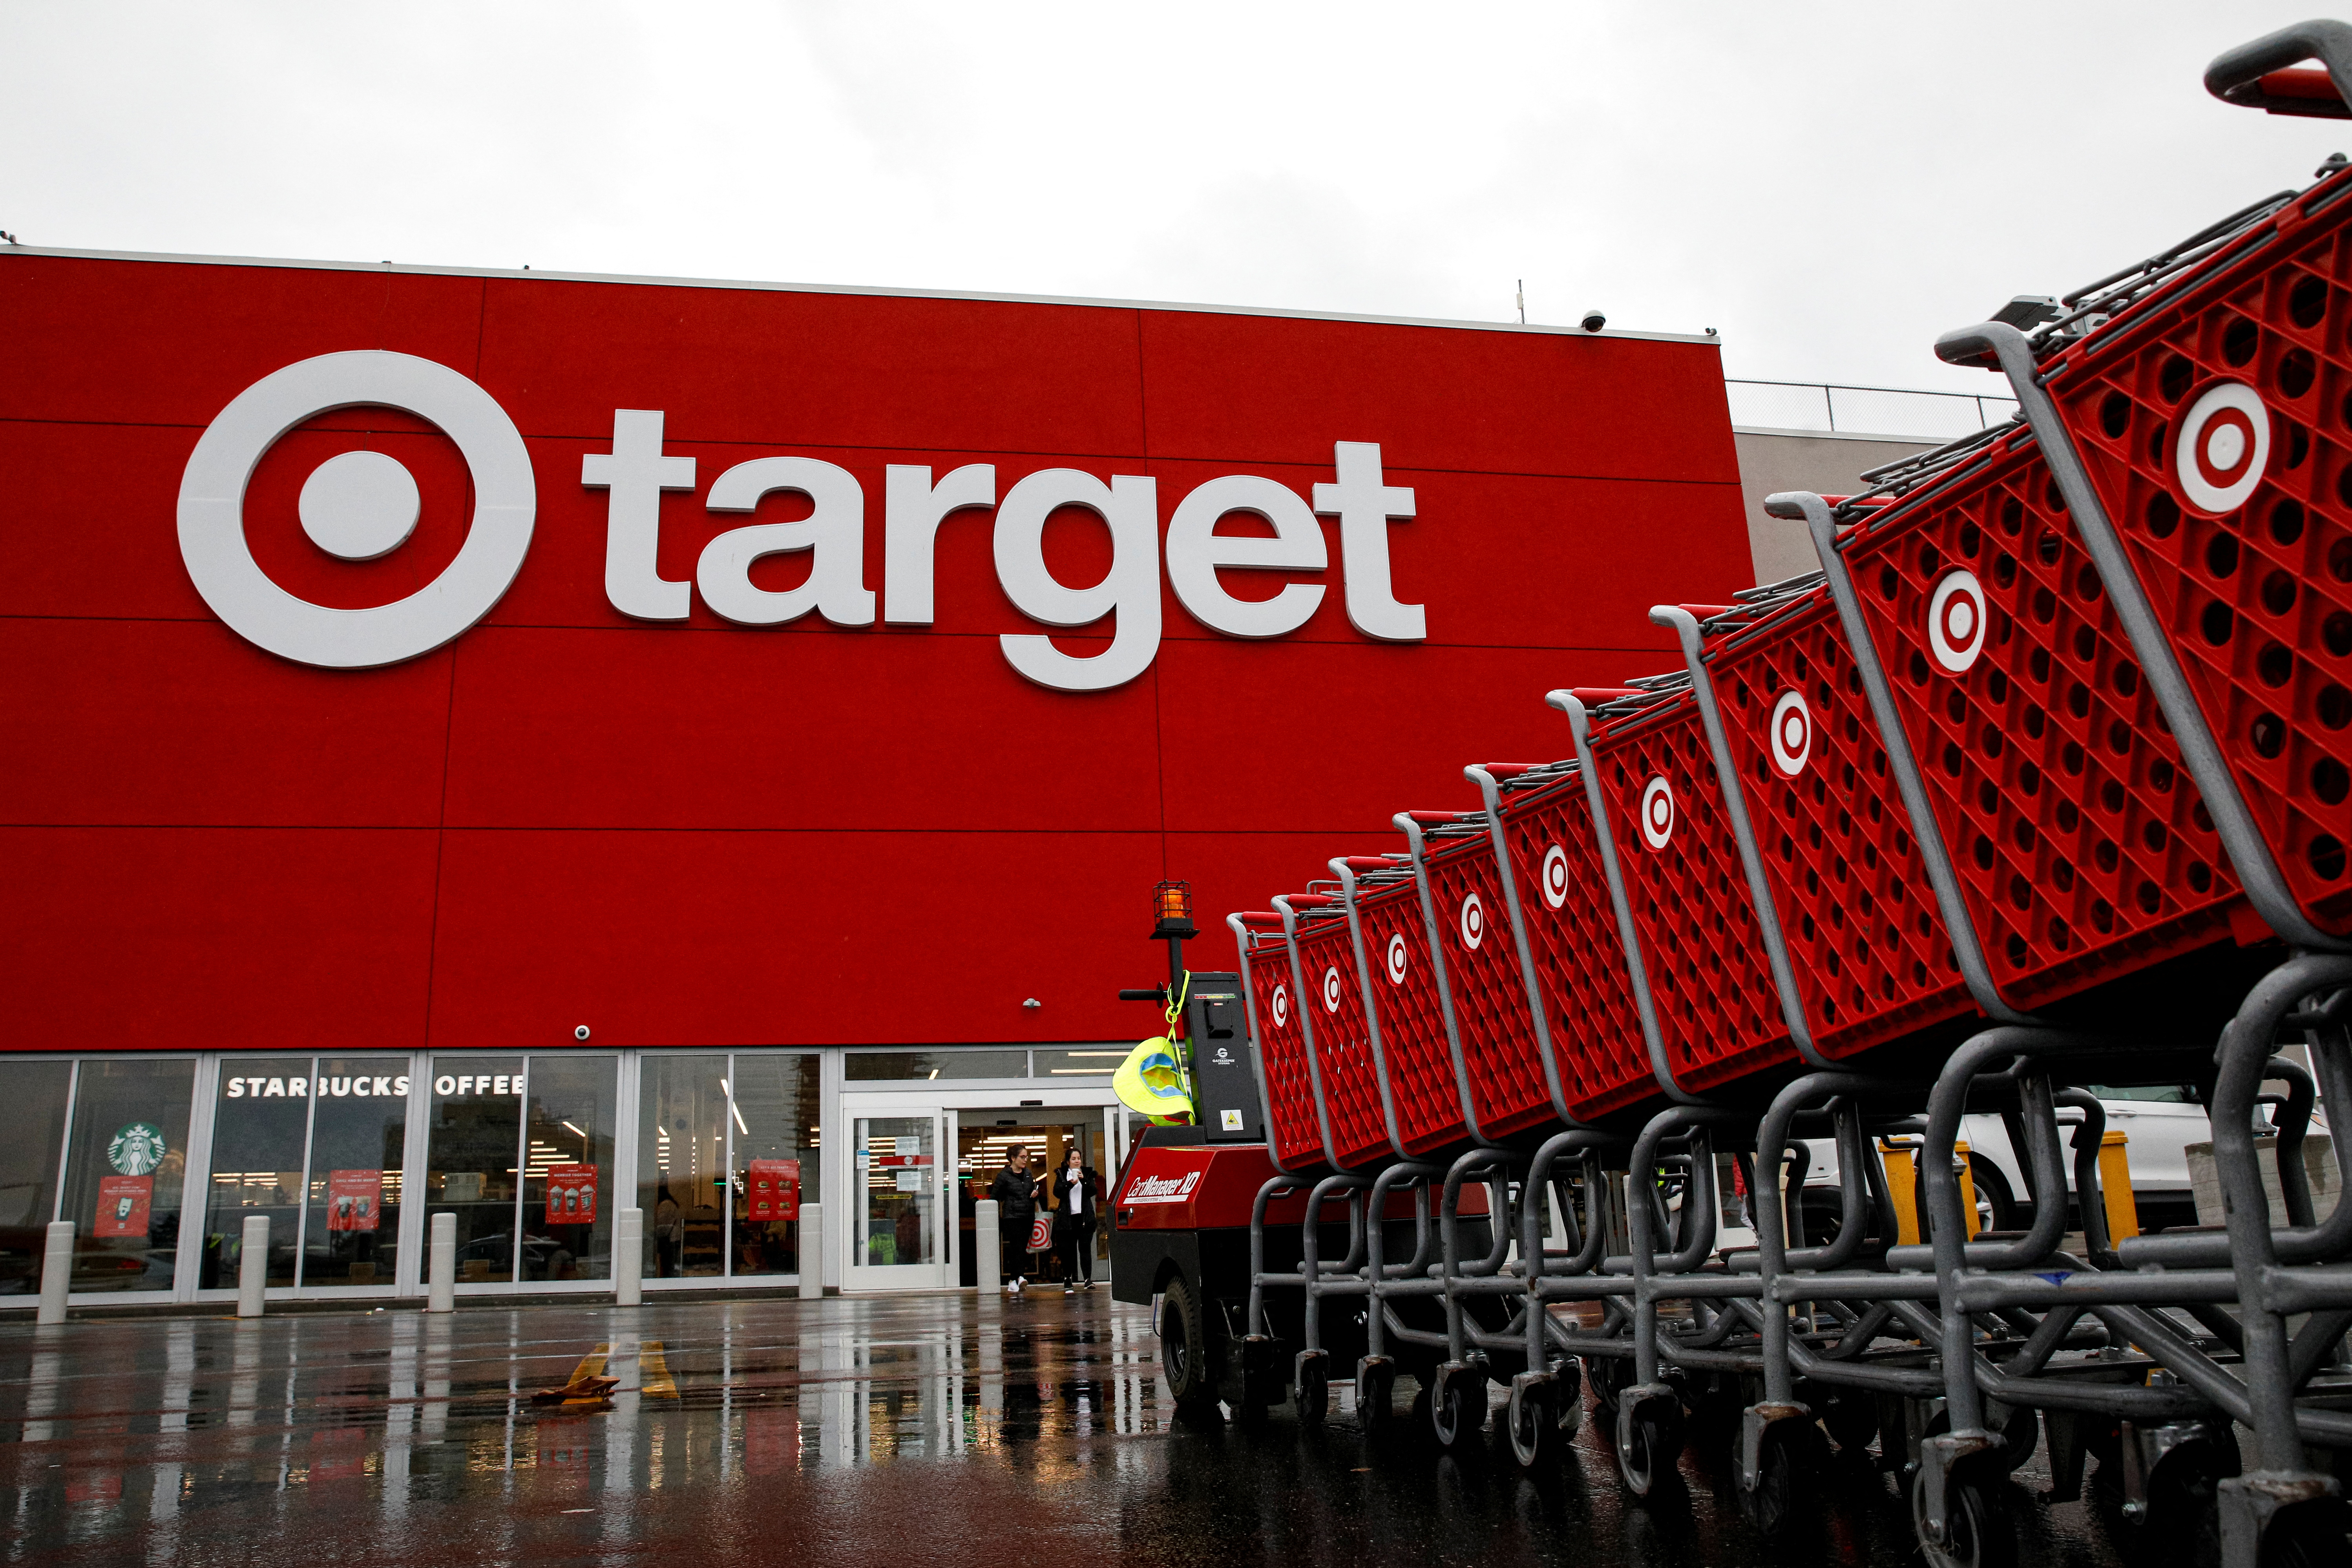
xmin=1136 ymin=308 xmax=1172 ymax=885
xmin=418 ymin=274 xmax=492 ymax=1053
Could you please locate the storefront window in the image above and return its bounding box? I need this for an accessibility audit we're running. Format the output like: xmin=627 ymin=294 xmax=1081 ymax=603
xmin=205 ymin=1058 xmax=312 ymax=1289
xmin=522 ymin=1057 xmax=616 ymax=1282
xmin=1033 ymin=1048 xmax=1124 ymax=1077
xmin=845 ymin=1050 xmax=1027 ymax=1081
xmin=62 ymin=1057 xmax=193 ymax=1294
xmin=303 ymin=1057 xmax=411 ymax=1288
xmin=0 ymin=1062 xmax=72 ymax=1295
xmin=639 ymin=1056 xmax=728 ymax=1279
xmin=425 ymin=1056 xmax=523 ymax=1284
xmin=729 ymin=1055 xmax=819 ymax=1277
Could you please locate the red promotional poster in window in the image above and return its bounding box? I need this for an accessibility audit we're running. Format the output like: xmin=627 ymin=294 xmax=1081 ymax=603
xmin=94 ymin=1174 xmax=152 ymax=1238
xmin=546 ymin=1165 xmax=598 ymax=1226
xmin=327 ymin=1170 xmax=382 ymax=1232
xmin=747 ymin=1159 xmax=800 ymax=1223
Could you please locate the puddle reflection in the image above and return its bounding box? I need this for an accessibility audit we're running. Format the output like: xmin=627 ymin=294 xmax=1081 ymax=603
xmin=0 ymin=1295 xmax=2131 ymax=1568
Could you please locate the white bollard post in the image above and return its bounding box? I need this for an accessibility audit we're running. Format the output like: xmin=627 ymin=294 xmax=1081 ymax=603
xmin=427 ymin=1212 xmax=456 ymax=1314
xmin=798 ymin=1203 xmax=824 ymax=1300
xmin=613 ymin=1207 xmax=643 ymax=1307
xmin=37 ymin=1221 xmax=73 ymax=1326
xmin=237 ymin=1214 xmax=270 ymax=1318
xmin=975 ymin=1199 xmax=1001 ymax=1302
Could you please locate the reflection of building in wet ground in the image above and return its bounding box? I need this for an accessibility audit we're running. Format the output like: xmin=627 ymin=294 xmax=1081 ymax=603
xmin=0 ymin=1293 xmax=2131 ymax=1567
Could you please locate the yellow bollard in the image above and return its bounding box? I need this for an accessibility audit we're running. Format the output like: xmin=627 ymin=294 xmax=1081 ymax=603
xmin=1955 ymin=1139 xmax=1982 ymax=1239
xmin=2098 ymin=1129 xmax=2140 ymax=1242
xmin=1879 ymin=1139 xmax=1921 ymax=1245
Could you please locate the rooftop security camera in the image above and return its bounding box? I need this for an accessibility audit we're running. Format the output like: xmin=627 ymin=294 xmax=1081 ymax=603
xmin=574 ymin=1025 xmax=591 ymax=1041
xmin=1580 ymin=308 xmax=1607 ymax=333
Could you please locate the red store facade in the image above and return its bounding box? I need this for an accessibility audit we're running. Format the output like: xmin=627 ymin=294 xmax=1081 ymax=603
xmin=0 ymin=248 xmax=1753 ymax=1303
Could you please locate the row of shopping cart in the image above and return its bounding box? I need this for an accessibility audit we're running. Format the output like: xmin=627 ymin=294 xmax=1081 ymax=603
xmin=1210 ymin=22 xmax=2352 ymax=1568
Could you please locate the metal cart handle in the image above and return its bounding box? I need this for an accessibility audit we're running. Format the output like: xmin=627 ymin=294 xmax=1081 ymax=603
xmin=2206 ymin=18 xmax=2352 ymax=118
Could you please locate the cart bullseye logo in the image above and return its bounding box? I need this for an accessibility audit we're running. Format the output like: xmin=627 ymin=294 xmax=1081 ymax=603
xmin=1322 ymin=965 xmax=1345 ymax=1013
xmin=1638 ymin=776 xmax=1675 ymax=851
xmin=2175 ymin=381 xmax=2270 ymax=516
xmin=1926 ymin=568 xmax=1989 ymax=675
xmin=177 ymin=351 xmax=538 ymax=669
xmin=1539 ymin=844 xmax=1570 ymax=909
xmin=1768 ymin=690 xmax=1812 ymax=778
xmin=1458 ymin=891 xmax=1486 ymax=950
xmin=1270 ymin=984 xmax=1290 ymax=1029
xmin=1385 ymin=932 xmax=1410 ymax=984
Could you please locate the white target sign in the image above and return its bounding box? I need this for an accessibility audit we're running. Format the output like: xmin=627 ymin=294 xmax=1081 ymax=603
xmin=1639 ymin=776 xmax=1675 ymax=851
xmin=1927 ymin=568 xmax=1989 ymax=675
xmin=1459 ymin=890 xmax=1486 ymax=950
xmin=1768 ymin=689 xmax=1812 ymax=778
xmin=1271 ymin=984 xmax=1290 ymax=1029
xmin=1321 ymin=965 xmax=1345 ymax=1013
xmin=2174 ymin=382 xmax=2270 ymax=516
xmin=1540 ymin=844 xmax=1570 ymax=909
xmin=1385 ymin=932 xmax=1410 ymax=984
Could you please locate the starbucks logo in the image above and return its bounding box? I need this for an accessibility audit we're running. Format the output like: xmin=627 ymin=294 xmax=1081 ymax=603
xmin=109 ymin=1122 xmax=168 ymax=1176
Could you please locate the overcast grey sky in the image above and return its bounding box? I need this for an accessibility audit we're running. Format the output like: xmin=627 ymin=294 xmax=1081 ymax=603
xmin=5 ymin=3 xmax=2343 ymax=395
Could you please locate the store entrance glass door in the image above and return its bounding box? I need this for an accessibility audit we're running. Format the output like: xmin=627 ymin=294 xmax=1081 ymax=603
xmin=847 ymin=1114 xmax=950 ymax=1290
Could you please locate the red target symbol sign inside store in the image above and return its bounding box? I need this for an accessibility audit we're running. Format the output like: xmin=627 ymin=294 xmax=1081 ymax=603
xmin=1769 ymin=690 xmax=1812 ymax=778
xmin=2175 ymin=382 xmax=2270 ymax=516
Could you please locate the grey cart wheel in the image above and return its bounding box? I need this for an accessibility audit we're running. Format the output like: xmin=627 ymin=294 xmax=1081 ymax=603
xmin=1507 ymin=1375 xmax=1556 ymax=1469
xmin=1911 ymin=1469 xmax=2016 ymax=1568
xmin=1737 ymin=1419 xmax=1823 ymax=1536
xmin=1615 ymin=1389 xmax=1685 ymax=1497
xmin=1822 ymin=1388 xmax=1878 ymax=1457
xmin=1430 ymin=1363 xmax=1481 ymax=1450
xmin=1356 ymin=1357 xmax=1397 ymax=1429
xmin=1294 ymin=1352 xmax=1329 ymax=1426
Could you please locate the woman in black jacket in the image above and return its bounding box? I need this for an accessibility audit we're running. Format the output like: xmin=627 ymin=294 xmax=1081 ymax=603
xmin=990 ymin=1145 xmax=1036 ymax=1294
xmin=1051 ymin=1146 xmax=1105 ymax=1292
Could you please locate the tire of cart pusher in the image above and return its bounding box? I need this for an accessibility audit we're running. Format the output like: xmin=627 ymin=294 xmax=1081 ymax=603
xmin=1159 ymin=1272 xmax=1219 ymax=1410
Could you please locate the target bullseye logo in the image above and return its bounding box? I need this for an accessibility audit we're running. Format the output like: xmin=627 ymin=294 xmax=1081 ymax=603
xmin=1540 ymin=844 xmax=1570 ymax=909
xmin=1270 ymin=984 xmax=1290 ymax=1029
xmin=177 ymin=351 xmax=537 ymax=668
xmin=1768 ymin=690 xmax=1812 ymax=778
xmin=1321 ymin=965 xmax=1344 ymax=1013
xmin=1926 ymin=568 xmax=1989 ymax=675
xmin=1638 ymin=776 xmax=1675 ymax=851
xmin=1385 ymin=932 xmax=1410 ymax=984
xmin=2174 ymin=382 xmax=2270 ymax=516
xmin=1459 ymin=891 xmax=1486 ymax=950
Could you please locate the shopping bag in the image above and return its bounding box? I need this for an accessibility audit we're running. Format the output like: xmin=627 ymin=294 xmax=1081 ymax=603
xmin=1028 ymin=1213 xmax=1054 ymax=1254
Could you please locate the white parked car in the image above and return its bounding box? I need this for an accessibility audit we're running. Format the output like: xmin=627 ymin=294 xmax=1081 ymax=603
xmin=1711 ymin=1084 xmax=2260 ymax=1250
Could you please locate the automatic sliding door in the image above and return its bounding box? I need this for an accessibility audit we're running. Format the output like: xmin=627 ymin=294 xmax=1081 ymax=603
xmin=847 ymin=1113 xmax=948 ymax=1289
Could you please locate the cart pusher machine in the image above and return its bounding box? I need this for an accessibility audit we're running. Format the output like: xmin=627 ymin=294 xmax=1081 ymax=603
xmin=1143 ymin=22 xmax=2352 ymax=1566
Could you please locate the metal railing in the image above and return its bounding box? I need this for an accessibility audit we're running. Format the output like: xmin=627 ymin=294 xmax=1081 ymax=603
xmin=1727 ymin=378 xmax=2020 ymax=441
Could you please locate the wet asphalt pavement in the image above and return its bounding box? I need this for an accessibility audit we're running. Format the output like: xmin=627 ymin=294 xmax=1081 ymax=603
xmin=0 ymin=1292 xmax=2139 ymax=1567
